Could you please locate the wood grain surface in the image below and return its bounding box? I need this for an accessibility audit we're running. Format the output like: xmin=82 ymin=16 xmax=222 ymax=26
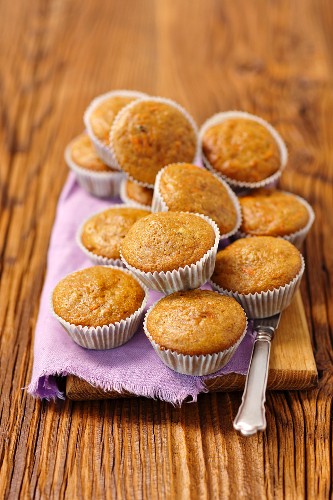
xmin=67 ymin=291 xmax=318 ymax=399
xmin=0 ymin=0 xmax=332 ymax=498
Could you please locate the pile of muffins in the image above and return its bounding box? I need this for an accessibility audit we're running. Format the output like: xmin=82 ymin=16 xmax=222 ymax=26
xmin=54 ymin=90 xmax=315 ymax=376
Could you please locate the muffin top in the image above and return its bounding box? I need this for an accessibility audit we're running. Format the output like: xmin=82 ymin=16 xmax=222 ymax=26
xmin=52 ymin=266 xmax=145 ymax=327
xmin=158 ymin=163 xmax=238 ymax=235
xmin=239 ymin=189 xmax=310 ymax=236
xmin=146 ymin=289 xmax=246 ymax=355
xmin=111 ymin=100 xmax=197 ymax=185
xmin=125 ymin=180 xmax=154 ymax=206
xmin=212 ymin=236 xmax=302 ymax=294
xmin=70 ymin=133 xmax=113 ymax=172
xmin=121 ymin=211 xmax=216 ymax=273
xmin=89 ymin=95 xmax=138 ymax=144
xmin=81 ymin=207 xmax=151 ymax=260
xmin=202 ymin=118 xmax=281 ymax=183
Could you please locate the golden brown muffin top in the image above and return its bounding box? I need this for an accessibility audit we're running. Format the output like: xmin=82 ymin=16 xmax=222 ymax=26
xmin=212 ymin=236 xmax=302 ymax=294
xmin=81 ymin=207 xmax=151 ymax=260
xmin=202 ymin=118 xmax=281 ymax=183
xmin=159 ymin=163 xmax=238 ymax=235
xmin=146 ymin=289 xmax=246 ymax=355
xmin=70 ymin=133 xmax=112 ymax=172
xmin=121 ymin=211 xmax=216 ymax=273
xmin=53 ymin=266 xmax=145 ymax=327
xmin=90 ymin=96 xmax=137 ymax=144
xmin=239 ymin=189 xmax=310 ymax=236
xmin=125 ymin=180 xmax=154 ymax=206
xmin=111 ymin=100 xmax=197 ymax=185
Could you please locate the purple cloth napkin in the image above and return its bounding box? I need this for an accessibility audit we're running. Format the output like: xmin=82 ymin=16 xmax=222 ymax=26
xmin=28 ymin=174 xmax=255 ymax=404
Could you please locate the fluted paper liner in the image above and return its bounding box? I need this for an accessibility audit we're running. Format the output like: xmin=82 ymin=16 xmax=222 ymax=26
xmin=120 ymin=213 xmax=220 ymax=294
xmin=143 ymin=296 xmax=248 ymax=376
xmin=64 ymin=139 xmax=124 ymax=198
xmin=50 ymin=266 xmax=149 ymax=350
xmin=210 ymin=255 xmax=305 ymax=318
xmin=199 ymin=110 xmax=288 ymax=191
xmin=110 ymin=96 xmax=200 ymax=188
xmin=152 ymin=163 xmax=242 ymax=240
xmin=84 ymin=90 xmax=148 ymax=169
xmin=76 ymin=204 xmax=151 ymax=267
xmin=236 ymin=192 xmax=315 ymax=249
xmin=120 ymin=179 xmax=152 ymax=210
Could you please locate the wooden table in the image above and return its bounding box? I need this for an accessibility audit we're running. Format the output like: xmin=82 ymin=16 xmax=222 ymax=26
xmin=1 ymin=0 xmax=332 ymax=498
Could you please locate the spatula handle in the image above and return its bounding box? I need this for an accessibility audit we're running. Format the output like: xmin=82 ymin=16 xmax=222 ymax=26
xmin=233 ymin=327 xmax=274 ymax=436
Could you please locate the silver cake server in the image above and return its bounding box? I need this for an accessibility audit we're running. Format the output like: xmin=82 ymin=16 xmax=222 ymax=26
xmin=233 ymin=313 xmax=281 ymax=436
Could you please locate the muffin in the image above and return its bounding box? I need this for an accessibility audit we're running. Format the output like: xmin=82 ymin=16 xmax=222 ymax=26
xmin=65 ymin=133 xmax=124 ymax=198
xmin=210 ymin=236 xmax=304 ymax=317
xmin=78 ymin=206 xmax=151 ymax=265
xmin=84 ymin=90 xmax=147 ymax=168
xmin=70 ymin=133 xmax=112 ymax=172
xmin=120 ymin=211 xmax=220 ymax=294
xmin=238 ymin=189 xmax=314 ymax=248
xmin=120 ymin=179 xmax=154 ymax=209
xmin=200 ymin=111 xmax=288 ymax=188
xmin=152 ymin=163 xmax=241 ymax=238
xmin=52 ymin=266 xmax=148 ymax=349
xmin=110 ymin=97 xmax=198 ymax=187
xmin=144 ymin=289 xmax=247 ymax=375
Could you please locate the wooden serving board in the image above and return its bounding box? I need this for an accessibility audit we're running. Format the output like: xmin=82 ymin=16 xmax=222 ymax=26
xmin=66 ymin=291 xmax=318 ymax=400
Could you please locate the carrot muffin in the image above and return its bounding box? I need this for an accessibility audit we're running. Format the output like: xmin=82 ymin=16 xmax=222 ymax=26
xmin=202 ymin=116 xmax=283 ymax=183
xmin=121 ymin=212 xmax=219 ymax=294
xmin=155 ymin=163 xmax=240 ymax=236
xmin=111 ymin=98 xmax=198 ymax=186
xmin=146 ymin=290 xmax=246 ymax=355
xmin=69 ymin=133 xmax=114 ymax=172
xmin=121 ymin=212 xmax=216 ymax=273
xmin=79 ymin=206 xmax=151 ymax=262
xmin=52 ymin=266 xmax=146 ymax=327
xmin=65 ymin=133 xmax=124 ymax=198
xmin=239 ymin=189 xmax=311 ymax=237
xmin=144 ymin=289 xmax=247 ymax=374
xmin=211 ymin=236 xmax=302 ymax=295
xmin=121 ymin=179 xmax=154 ymax=207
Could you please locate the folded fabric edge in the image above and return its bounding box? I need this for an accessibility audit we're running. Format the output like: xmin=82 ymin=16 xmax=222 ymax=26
xmin=27 ymin=370 xmax=208 ymax=406
xmin=27 ymin=374 xmax=66 ymax=401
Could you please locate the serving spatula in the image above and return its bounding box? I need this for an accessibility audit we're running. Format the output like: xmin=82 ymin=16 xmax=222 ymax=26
xmin=233 ymin=313 xmax=281 ymax=436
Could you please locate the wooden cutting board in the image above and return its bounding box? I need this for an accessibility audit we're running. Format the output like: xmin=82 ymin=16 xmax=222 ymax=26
xmin=66 ymin=291 xmax=318 ymax=400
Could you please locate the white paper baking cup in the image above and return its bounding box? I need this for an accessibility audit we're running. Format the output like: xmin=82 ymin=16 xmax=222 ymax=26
xmin=210 ymin=255 xmax=305 ymax=318
xmin=110 ymin=96 xmax=200 ymax=188
xmin=76 ymin=204 xmax=151 ymax=267
xmin=64 ymin=139 xmax=124 ymax=198
xmin=199 ymin=111 xmax=288 ymax=191
xmin=143 ymin=296 xmax=248 ymax=375
xmin=83 ymin=90 xmax=148 ymax=169
xmin=152 ymin=163 xmax=242 ymax=240
xmin=120 ymin=212 xmax=220 ymax=294
xmin=51 ymin=265 xmax=149 ymax=350
xmin=120 ymin=178 xmax=153 ymax=210
xmin=236 ymin=192 xmax=315 ymax=249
